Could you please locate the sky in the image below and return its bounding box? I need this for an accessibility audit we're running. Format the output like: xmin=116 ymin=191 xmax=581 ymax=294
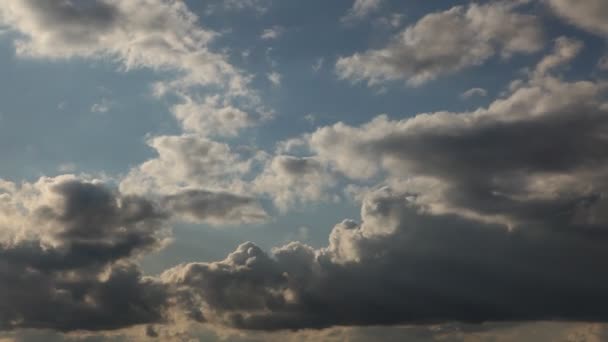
xmin=0 ymin=0 xmax=607 ymax=341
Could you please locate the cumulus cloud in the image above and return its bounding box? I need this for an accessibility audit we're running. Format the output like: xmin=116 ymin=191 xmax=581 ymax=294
xmin=120 ymin=135 xmax=253 ymax=195
xmin=120 ymin=134 xmax=269 ymax=224
xmin=161 ymin=185 xmax=608 ymax=330
xmin=0 ymin=175 xmax=170 ymax=332
xmin=3 ymin=0 xmax=608 ymax=338
xmin=253 ymin=155 xmax=336 ymax=211
xmin=140 ymin=43 xmax=608 ymax=331
xmin=320 ymin=40 xmax=608 ymax=229
xmin=547 ymin=0 xmax=608 ymax=36
xmin=171 ymin=95 xmax=253 ymax=137
xmin=336 ymin=1 xmax=544 ymax=86
xmin=0 ymin=0 xmax=252 ymax=98
xmin=0 ymin=174 xmax=274 ymax=333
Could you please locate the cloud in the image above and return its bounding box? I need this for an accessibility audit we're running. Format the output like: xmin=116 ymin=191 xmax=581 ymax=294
xmin=161 ymin=184 xmax=608 ymax=330
xmin=0 ymin=175 xmax=170 ymax=332
xmin=336 ymin=1 xmax=543 ymax=86
xmin=120 ymin=134 xmax=254 ymax=195
xmin=260 ymin=26 xmax=284 ymax=40
xmin=534 ymin=37 xmax=583 ymax=77
xmin=147 ymin=44 xmax=608 ymax=331
xmin=90 ymin=98 xmax=113 ymax=113
xmin=0 ymin=174 xmax=273 ymax=333
xmin=119 ymin=134 xmax=269 ymax=224
xmin=253 ymin=155 xmax=336 ymax=211
xmin=267 ymin=72 xmax=282 ymax=87
xmin=547 ymin=0 xmax=608 ymax=36
xmin=0 ymin=0 xmax=251 ymax=96
xmin=460 ymin=87 xmax=487 ymax=100
xmin=221 ymin=0 xmax=271 ymax=13
xmin=320 ymin=40 xmax=608 ymax=230
xmin=162 ymin=189 xmax=268 ymax=225
xmin=171 ymin=95 xmax=254 ymax=137
xmin=342 ymin=0 xmax=384 ymax=24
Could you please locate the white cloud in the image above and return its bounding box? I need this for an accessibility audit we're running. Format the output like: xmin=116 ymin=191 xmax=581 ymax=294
xmin=253 ymin=155 xmax=336 ymax=211
xmin=336 ymin=1 xmax=544 ymax=86
xmin=268 ymin=71 xmax=282 ymax=86
xmin=460 ymin=87 xmax=487 ymax=100
xmin=260 ymin=26 xmax=284 ymax=40
xmin=0 ymin=0 xmax=252 ymax=97
xmin=171 ymin=95 xmax=253 ymax=137
xmin=120 ymin=134 xmax=256 ymax=195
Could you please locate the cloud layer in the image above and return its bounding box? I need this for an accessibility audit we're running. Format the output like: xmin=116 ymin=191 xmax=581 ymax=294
xmin=0 ymin=0 xmax=608 ymax=339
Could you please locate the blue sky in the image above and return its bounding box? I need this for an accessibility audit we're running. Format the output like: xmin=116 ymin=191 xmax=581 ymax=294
xmin=0 ymin=0 xmax=608 ymax=341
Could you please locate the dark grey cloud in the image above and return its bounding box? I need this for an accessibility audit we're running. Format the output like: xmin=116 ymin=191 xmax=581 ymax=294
xmin=162 ymin=186 xmax=608 ymax=330
xmin=0 ymin=175 xmax=277 ymax=333
xmin=18 ymin=0 xmax=119 ymax=44
xmin=162 ymin=189 xmax=268 ymax=225
xmin=0 ymin=177 xmax=170 ymax=332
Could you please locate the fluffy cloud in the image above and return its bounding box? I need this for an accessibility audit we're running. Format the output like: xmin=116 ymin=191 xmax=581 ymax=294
xmin=161 ymin=184 xmax=608 ymax=330
xmin=0 ymin=174 xmax=272 ymax=333
xmin=0 ymin=175 xmax=170 ymax=332
xmin=253 ymin=155 xmax=336 ymax=211
xmin=336 ymin=1 xmax=543 ymax=85
xmin=321 ymin=40 xmax=608 ymax=229
xmin=140 ymin=45 xmax=608 ymax=330
xmin=547 ymin=0 xmax=608 ymax=36
xmin=120 ymin=134 xmax=269 ymax=224
xmin=171 ymin=96 xmax=253 ymax=137
xmin=120 ymin=135 xmax=254 ymax=195
xmin=0 ymin=0 xmax=250 ymax=96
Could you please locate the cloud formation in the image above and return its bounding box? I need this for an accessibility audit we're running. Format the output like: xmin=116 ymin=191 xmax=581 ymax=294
xmin=162 ymin=185 xmax=608 ymax=330
xmin=135 ymin=40 xmax=608 ymax=332
xmin=253 ymin=155 xmax=336 ymax=211
xmin=321 ymin=39 xmax=608 ymax=230
xmin=2 ymin=0 xmax=608 ymax=339
xmin=547 ymin=0 xmax=608 ymax=36
xmin=0 ymin=0 xmax=249 ymax=96
xmin=0 ymin=176 xmax=170 ymax=332
xmin=337 ymin=1 xmax=544 ymax=85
